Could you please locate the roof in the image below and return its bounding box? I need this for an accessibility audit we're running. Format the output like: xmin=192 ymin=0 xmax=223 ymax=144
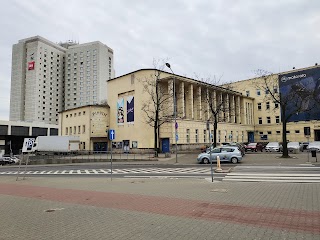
xmin=108 ymin=68 xmax=243 ymax=96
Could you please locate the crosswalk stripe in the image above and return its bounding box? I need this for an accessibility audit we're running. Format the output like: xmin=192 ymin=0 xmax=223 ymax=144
xmin=0 ymin=167 xmax=212 ymax=175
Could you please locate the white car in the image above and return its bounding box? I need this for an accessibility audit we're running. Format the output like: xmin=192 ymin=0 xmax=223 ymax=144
xmin=265 ymin=142 xmax=282 ymax=152
xmin=307 ymin=141 xmax=320 ymax=152
xmin=287 ymin=142 xmax=303 ymax=152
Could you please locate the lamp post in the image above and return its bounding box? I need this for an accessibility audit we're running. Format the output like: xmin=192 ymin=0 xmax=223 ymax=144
xmin=165 ymin=62 xmax=178 ymax=163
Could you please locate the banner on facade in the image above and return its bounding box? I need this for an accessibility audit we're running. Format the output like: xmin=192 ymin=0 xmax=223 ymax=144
xmin=127 ymin=96 xmax=134 ymax=124
xmin=279 ymin=67 xmax=320 ymax=122
xmin=117 ymin=98 xmax=124 ymax=124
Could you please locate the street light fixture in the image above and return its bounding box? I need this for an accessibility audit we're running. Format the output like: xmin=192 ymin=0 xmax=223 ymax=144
xmin=165 ymin=62 xmax=178 ymax=163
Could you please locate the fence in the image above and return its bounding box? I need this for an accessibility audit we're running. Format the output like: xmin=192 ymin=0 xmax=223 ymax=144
xmin=20 ymin=150 xmax=158 ymax=165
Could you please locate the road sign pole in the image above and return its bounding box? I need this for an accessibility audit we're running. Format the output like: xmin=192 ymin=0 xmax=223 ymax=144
xmin=110 ymin=140 xmax=113 ymax=181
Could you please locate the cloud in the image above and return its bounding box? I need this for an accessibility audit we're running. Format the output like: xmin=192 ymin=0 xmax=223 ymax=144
xmin=1 ymin=0 xmax=320 ymax=119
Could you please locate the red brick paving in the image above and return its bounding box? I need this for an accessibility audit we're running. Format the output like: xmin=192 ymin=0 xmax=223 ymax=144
xmin=0 ymin=183 xmax=319 ymax=234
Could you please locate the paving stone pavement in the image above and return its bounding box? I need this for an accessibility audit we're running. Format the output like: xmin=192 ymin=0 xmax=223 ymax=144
xmin=0 ymin=176 xmax=320 ymax=240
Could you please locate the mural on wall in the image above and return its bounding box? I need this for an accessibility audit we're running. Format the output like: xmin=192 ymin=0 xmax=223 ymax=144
xmin=117 ymin=98 xmax=124 ymax=124
xmin=279 ymin=68 xmax=320 ymax=122
xmin=127 ymin=96 xmax=134 ymax=124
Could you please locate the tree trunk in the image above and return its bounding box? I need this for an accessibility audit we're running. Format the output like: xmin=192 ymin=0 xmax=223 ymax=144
xmin=281 ymin=106 xmax=289 ymax=157
xmin=213 ymin=115 xmax=218 ymax=148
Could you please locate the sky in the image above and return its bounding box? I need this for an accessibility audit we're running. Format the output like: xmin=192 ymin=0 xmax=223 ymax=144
xmin=1 ymin=0 xmax=320 ymax=120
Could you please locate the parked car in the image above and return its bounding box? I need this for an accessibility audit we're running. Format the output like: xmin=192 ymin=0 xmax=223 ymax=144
xmin=197 ymin=146 xmax=243 ymax=164
xmin=245 ymin=143 xmax=263 ymax=152
xmin=307 ymin=141 xmax=320 ymax=152
xmin=265 ymin=142 xmax=282 ymax=152
xmin=221 ymin=142 xmax=245 ymax=156
xmin=287 ymin=142 xmax=303 ymax=152
xmin=302 ymin=142 xmax=309 ymax=150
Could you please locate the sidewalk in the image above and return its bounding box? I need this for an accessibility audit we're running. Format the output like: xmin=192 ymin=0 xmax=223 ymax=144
xmin=0 ymin=176 xmax=319 ymax=240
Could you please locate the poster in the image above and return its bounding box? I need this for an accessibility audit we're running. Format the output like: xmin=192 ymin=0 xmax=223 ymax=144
xmin=117 ymin=98 xmax=124 ymax=124
xmin=127 ymin=96 xmax=134 ymax=124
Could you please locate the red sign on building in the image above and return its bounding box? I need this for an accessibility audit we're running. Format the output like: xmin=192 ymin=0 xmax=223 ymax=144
xmin=28 ymin=61 xmax=35 ymax=70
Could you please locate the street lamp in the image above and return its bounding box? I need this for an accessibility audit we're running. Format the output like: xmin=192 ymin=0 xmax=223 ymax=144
xmin=165 ymin=62 xmax=178 ymax=163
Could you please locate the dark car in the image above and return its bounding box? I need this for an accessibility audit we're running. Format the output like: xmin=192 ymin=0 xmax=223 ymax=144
xmin=245 ymin=143 xmax=263 ymax=152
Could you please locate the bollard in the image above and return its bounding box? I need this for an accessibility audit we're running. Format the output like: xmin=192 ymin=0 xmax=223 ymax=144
xmin=215 ymin=155 xmax=222 ymax=173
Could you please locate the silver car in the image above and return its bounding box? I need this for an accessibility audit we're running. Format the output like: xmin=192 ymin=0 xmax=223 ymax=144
xmin=287 ymin=142 xmax=303 ymax=152
xmin=197 ymin=146 xmax=242 ymax=164
xmin=265 ymin=142 xmax=282 ymax=152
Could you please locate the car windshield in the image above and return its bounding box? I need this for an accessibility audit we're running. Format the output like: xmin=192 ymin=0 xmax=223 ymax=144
xmin=309 ymin=142 xmax=320 ymax=147
xmin=288 ymin=142 xmax=299 ymax=147
xmin=267 ymin=142 xmax=278 ymax=147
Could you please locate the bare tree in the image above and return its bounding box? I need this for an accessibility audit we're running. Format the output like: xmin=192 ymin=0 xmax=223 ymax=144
xmin=140 ymin=60 xmax=175 ymax=156
xmin=254 ymin=70 xmax=316 ymax=157
xmin=197 ymin=75 xmax=237 ymax=147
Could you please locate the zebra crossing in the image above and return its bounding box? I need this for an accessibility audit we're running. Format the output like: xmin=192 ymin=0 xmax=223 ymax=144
xmin=223 ymin=166 xmax=320 ymax=183
xmin=0 ymin=167 xmax=212 ymax=176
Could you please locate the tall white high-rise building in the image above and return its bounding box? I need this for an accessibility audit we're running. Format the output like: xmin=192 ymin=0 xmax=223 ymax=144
xmin=64 ymin=41 xmax=114 ymax=110
xmin=9 ymin=36 xmax=114 ymax=124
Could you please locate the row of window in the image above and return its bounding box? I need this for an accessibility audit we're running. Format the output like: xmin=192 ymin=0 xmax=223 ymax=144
xmin=257 ymin=102 xmax=279 ymax=110
xmin=259 ymin=130 xmax=301 ymax=135
xmin=66 ymin=125 xmax=86 ymax=135
xmin=246 ymin=87 xmax=278 ymax=97
xmin=65 ymin=111 xmax=86 ymax=118
xmin=258 ymin=116 xmax=280 ymax=124
xmin=184 ymin=129 xmax=245 ymax=143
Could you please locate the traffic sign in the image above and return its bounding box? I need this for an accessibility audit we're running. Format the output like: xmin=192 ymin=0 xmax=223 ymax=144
xmin=22 ymin=138 xmax=35 ymax=153
xmin=175 ymin=122 xmax=178 ymax=129
xmin=175 ymin=134 xmax=179 ymax=142
xmin=109 ymin=129 xmax=115 ymax=140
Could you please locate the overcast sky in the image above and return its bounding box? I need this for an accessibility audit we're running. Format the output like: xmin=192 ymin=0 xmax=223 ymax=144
xmin=1 ymin=0 xmax=319 ymax=120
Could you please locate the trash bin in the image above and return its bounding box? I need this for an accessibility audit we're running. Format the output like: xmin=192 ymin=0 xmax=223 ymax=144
xmin=311 ymin=150 xmax=317 ymax=157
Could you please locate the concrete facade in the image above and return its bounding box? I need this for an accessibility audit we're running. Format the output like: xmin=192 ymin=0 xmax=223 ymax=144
xmin=106 ymin=69 xmax=254 ymax=151
xmin=229 ymin=65 xmax=320 ymax=143
xmin=65 ymin=41 xmax=114 ymax=110
xmin=59 ymin=105 xmax=109 ymax=151
xmin=10 ymin=36 xmax=66 ymax=124
xmin=9 ymin=36 xmax=114 ymax=125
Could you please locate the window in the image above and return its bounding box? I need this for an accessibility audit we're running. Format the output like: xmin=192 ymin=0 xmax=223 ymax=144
xmin=276 ymin=131 xmax=281 ymax=134
xmin=275 ymin=116 xmax=280 ymax=123
xmin=267 ymin=131 xmax=272 ymax=134
xmin=258 ymin=117 xmax=262 ymax=124
xmin=257 ymin=103 xmax=262 ymax=110
xmin=274 ymin=102 xmax=279 ymax=108
xmin=186 ymin=129 xmax=190 ymax=143
xmin=74 ymin=126 xmax=76 ymax=134
xmin=82 ymin=125 xmax=85 ymax=133
xmin=259 ymin=132 xmax=263 ymax=135
xmin=203 ymin=130 xmax=206 ymax=143
xmin=295 ymin=130 xmax=300 ymax=133
xmin=66 ymin=127 xmax=68 ymax=135
xmin=256 ymin=89 xmax=261 ymax=96
xmin=274 ymin=87 xmax=278 ymax=93
xmin=78 ymin=126 xmax=81 ymax=134
xmin=265 ymin=89 xmax=269 ymax=94
xmin=267 ymin=116 xmax=271 ymax=124
xmin=70 ymin=127 xmax=72 ymax=134
xmin=246 ymin=91 xmax=250 ymax=97
xmin=266 ymin=102 xmax=270 ymax=110
xmin=286 ymin=130 xmax=290 ymax=134
xmin=83 ymin=111 xmax=86 ymax=115
xmin=195 ymin=129 xmax=198 ymax=143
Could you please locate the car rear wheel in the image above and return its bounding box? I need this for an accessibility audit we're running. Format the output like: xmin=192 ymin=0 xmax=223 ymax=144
xmin=202 ymin=158 xmax=209 ymax=164
xmin=231 ymin=157 xmax=238 ymax=164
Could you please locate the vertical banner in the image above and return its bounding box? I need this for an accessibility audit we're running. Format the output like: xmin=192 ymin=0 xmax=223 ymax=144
xmin=117 ymin=98 xmax=124 ymax=124
xmin=127 ymin=96 xmax=134 ymax=124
